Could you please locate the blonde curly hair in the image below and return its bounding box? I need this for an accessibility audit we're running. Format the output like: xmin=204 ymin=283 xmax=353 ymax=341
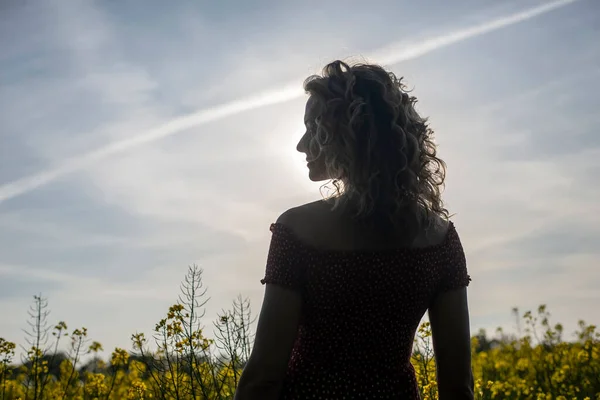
xmin=303 ymin=60 xmax=449 ymax=240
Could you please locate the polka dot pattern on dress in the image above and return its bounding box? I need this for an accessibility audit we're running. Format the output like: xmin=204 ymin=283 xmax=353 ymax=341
xmin=260 ymin=221 xmax=471 ymax=399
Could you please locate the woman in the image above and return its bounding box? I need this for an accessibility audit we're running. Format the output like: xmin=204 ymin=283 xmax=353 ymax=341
xmin=235 ymin=60 xmax=473 ymax=399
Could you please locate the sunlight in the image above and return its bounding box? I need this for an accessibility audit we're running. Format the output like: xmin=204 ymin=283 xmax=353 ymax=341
xmin=266 ymin=117 xmax=322 ymax=193
xmin=285 ymin=124 xmax=308 ymax=175
xmin=281 ymin=124 xmax=326 ymax=193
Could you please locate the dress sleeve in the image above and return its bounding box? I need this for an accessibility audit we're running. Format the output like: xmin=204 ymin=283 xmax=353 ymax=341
xmin=437 ymin=222 xmax=471 ymax=292
xmin=260 ymin=223 xmax=306 ymax=291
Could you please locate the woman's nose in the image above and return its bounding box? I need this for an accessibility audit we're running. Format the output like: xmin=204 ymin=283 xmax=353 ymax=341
xmin=297 ymin=132 xmax=308 ymax=153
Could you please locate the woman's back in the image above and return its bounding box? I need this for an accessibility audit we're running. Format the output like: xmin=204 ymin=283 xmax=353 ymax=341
xmin=234 ymin=60 xmax=474 ymax=400
xmin=281 ymin=200 xmax=449 ymax=251
xmin=260 ymin=202 xmax=471 ymax=399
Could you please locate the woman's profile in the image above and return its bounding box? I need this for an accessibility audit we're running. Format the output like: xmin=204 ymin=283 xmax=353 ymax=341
xmin=235 ymin=60 xmax=474 ymax=399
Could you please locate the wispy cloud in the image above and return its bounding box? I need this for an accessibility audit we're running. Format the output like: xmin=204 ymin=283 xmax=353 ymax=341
xmin=1 ymin=0 xmax=597 ymax=357
xmin=0 ymin=0 xmax=580 ymax=204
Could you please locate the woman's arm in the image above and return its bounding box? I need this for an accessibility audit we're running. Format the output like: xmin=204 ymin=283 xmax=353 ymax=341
xmin=234 ymin=284 xmax=302 ymax=400
xmin=428 ymin=287 xmax=474 ymax=400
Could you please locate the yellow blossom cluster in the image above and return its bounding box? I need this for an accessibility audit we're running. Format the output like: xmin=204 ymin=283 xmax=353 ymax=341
xmin=1 ymin=311 xmax=597 ymax=399
xmin=1 ymin=271 xmax=597 ymax=399
xmin=412 ymin=307 xmax=600 ymax=399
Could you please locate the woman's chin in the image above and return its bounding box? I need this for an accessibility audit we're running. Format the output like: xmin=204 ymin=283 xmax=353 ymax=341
xmin=308 ymin=170 xmax=328 ymax=182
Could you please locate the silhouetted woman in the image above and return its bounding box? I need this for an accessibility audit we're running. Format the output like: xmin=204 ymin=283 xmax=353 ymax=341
xmin=235 ymin=60 xmax=473 ymax=400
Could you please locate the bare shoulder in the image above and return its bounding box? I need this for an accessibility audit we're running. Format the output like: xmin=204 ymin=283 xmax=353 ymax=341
xmin=276 ymin=200 xmax=328 ymax=227
xmin=430 ymin=214 xmax=450 ymax=237
xmin=277 ymin=202 xmax=454 ymax=249
xmin=425 ymin=215 xmax=450 ymax=246
xmin=413 ymin=213 xmax=451 ymax=247
xmin=275 ymin=200 xmax=332 ymax=245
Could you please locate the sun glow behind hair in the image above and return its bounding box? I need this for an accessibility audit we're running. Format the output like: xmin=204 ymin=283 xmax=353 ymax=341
xmin=0 ymin=0 xmax=580 ymax=204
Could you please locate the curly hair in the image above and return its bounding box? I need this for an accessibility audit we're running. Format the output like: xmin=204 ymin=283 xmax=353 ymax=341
xmin=303 ymin=60 xmax=449 ymax=240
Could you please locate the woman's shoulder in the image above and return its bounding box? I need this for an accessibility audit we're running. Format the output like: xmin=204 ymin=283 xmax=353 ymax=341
xmin=274 ymin=201 xmax=331 ymax=242
xmin=276 ymin=200 xmax=361 ymax=250
xmin=276 ymin=200 xmax=329 ymax=225
xmin=414 ymin=213 xmax=452 ymax=248
xmin=275 ymin=201 xmax=456 ymax=251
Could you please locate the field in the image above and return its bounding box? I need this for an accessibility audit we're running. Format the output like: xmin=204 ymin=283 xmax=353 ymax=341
xmin=1 ymin=266 xmax=598 ymax=400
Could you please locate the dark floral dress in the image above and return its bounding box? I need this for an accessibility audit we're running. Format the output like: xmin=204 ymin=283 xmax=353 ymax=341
xmin=261 ymin=222 xmax=471 ymax=399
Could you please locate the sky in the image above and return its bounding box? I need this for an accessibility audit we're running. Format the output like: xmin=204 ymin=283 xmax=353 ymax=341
xmin=1 ymin=0 xmax=599 ymax=358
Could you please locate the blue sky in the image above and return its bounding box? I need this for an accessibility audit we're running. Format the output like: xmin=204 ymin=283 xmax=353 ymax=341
xmin=1 ymin=0 xmax=599 ymax=357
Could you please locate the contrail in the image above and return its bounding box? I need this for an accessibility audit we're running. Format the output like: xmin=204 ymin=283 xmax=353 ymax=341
xmin=0 ymin=0 xmax=579 ymax=203
xmin=373 ymin=0 xmax=580 ymax=66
